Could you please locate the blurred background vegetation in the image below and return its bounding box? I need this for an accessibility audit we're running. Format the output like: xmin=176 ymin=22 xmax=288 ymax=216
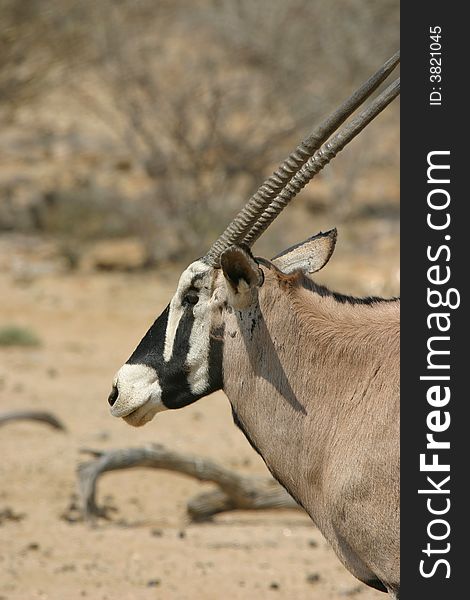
xmin=0 ymin=5 xmax=399 ymax=596
xmin=0 ymin=0 xmax=399 ymax=291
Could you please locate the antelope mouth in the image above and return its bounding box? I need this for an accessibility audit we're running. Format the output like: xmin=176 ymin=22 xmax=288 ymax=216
xmin=109 ymin=395 xmax=149 ymax=418
xmin=109 ymin=364 xmax=164 ymax=425
xmin=122 ymin=400 xmax=157 ymax=427
xmin=110 ymin=394 xmax=163 ymax=427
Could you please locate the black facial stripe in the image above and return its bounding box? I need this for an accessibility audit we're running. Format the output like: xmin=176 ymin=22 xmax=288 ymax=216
xmin=161 ymin=305 xmax=196 ymax=409
xmin=161 ymin=366 xmax=195 ymax=409
xmin=208 ymin=325 xmax=224 ymax=392
xmin=191 ymin=272 xmax=205 ymax=286
xmin=126 ymin=299 xmax=224 ymax=410
xmin=172 ymin=304 xmax=195 ymax=364
xmin=127 ymin=304 xmax=170 ymax=365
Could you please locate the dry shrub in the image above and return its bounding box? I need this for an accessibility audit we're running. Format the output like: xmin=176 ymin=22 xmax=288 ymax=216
xmin=0 ymin=0 xmax=399 ymax=264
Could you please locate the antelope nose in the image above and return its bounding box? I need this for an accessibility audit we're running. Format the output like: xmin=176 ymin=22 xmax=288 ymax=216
xmin=108 ymin=385 xmax=119 ymax=407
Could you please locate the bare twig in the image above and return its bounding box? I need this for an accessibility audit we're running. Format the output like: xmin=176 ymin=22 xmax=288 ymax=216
xmin=77 ymin=444 xmax=299 ymax=523
xmin=0 ymin=410 xmax=66 ymax=431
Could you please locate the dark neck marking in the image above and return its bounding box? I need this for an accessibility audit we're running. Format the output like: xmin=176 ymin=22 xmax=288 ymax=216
xmin=300 ymin=278 xmax=399 ymax=305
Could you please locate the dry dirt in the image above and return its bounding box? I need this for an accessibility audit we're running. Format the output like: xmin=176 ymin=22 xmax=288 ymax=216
xmin=0 ymin=257 xmax=393 ymax=600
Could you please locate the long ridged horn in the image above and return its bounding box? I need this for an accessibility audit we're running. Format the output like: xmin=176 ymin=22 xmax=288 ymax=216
xmin=203 ymin=51 xmax=400 ymax=267
xmin=243 ymin=77 xmax=400 ymax=246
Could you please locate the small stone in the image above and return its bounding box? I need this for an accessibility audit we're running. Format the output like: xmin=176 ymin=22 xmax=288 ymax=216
xmin=55 ymin=563 xmax=76 ymax=573
xmin=339 ymin=584 xmax=364 ymax=596
xmin=178 ymin=530 xmax=186 ymax=539
xmin=147 ymin=579 xmax=161 ymax=587
xmin=26 ymin=542 xmax=40 ymax=551
xmin=151 ymin=528 xmax=163 ymax=537
xmin=269 ymin=582 xmax=280 ymax=590
xmin=306 ymin=572 xmax=321 ymax=584
xmin=0 ymin=507 xmax=25 ymax=523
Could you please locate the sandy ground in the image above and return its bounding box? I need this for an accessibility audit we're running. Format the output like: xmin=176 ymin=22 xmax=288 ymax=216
xmin=0 ymin=262 xmax=391 ymax=600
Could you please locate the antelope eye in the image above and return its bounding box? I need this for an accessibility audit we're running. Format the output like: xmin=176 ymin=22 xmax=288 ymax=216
xmin=183 ymin=290 xmax=199 ymax=306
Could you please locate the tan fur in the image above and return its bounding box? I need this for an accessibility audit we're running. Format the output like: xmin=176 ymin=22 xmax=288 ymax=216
xmin=220 ymin=265 xmax=400 ymax=596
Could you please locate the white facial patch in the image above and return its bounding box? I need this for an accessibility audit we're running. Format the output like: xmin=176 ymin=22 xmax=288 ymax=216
xmin=186 ymin=299 xmax=211 ymax=394
xmin=163 ymin=297 xmax=184 ymax=362
xmin=110 ymin=363 xmax=165 ymax=419
xmin=163 ymin=260 xmax=210 ymax=362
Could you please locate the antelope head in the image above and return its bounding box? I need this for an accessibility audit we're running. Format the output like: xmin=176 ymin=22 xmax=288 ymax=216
xmin=107 ymin=53 xmax=400 ymax=427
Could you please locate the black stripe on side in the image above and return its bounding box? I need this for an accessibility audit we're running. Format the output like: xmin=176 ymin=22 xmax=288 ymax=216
xmin=301 ymin=279 xmax=399 ymax=305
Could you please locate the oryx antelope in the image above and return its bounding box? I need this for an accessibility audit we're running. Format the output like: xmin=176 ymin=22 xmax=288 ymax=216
xmin=108 ymin=54 xmax=400 ymax=597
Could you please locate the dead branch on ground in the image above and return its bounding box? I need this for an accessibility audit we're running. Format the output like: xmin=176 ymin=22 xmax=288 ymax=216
xmin=0 ymin=410 xmax=66 ymax=431
xmin=77 ymin=444 xmax=300 ymax=523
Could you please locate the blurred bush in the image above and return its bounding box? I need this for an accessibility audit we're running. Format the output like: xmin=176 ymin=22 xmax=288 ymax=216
xmin=0 ymin=325 xmax=41 ymax=347
xmin=0 ymin=0 xmax=399 ymax=265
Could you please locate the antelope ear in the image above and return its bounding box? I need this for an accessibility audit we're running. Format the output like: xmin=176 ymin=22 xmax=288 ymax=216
xmin=221 ymin=245 xmax=264 ymax=310
xmin=272 ymin=228 xmax=337 ymax=275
